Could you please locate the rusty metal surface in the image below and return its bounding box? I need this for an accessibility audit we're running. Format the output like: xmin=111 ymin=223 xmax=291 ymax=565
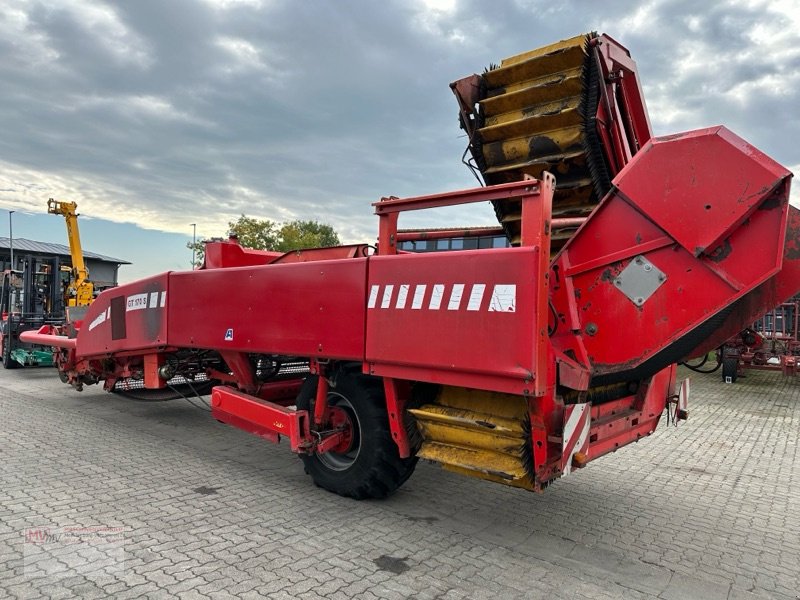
xmin=410 ymin=386 xmax=535 ymax=490
xmin=550 ymin=127 xmax=793 ymax=381
xmin=451 ymin=33 xmax=653 ymax=249
xmin=688 ymin=204 xmax=800 ymax=358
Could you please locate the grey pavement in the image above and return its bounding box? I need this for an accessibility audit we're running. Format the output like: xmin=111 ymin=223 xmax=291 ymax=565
xmin=1 ymin=365 xmax=798 ymax=599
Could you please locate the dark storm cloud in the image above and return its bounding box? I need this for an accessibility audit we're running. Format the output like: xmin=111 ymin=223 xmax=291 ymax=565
xmin=0 ymin=0 xmax=798 ymax=242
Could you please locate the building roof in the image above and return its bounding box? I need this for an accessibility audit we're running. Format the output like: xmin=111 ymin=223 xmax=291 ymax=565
xmin=0 ymin=237 xmax=130 ymax=264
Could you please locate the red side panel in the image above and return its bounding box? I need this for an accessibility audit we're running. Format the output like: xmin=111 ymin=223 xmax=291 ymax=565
xmin=615 ymin=126 xmax=790 ymax=257
xmin=168 ymin=260 xmax=368 ymax=360
xmin=550 ymin=126 xmax=792 ymax=376
xmin=689 ymin=204 xmax=800 ymax=357
xmin=74 ymin=261 xmax=368 ymax=361
xmin=76 ymin=273 xmax=170 ymax=356
xmin=365 ymin=247 xmax=542 ymax=395
xmin=203 ymin=241 xmax=281 ymax=269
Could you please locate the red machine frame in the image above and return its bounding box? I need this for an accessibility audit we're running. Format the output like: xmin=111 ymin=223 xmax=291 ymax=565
xmin=23 ymin=126 xmax=794 ymax=495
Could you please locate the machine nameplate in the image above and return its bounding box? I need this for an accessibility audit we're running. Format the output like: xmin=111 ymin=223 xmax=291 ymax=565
xmin=614 ymin=255 xmax=666 ymax=306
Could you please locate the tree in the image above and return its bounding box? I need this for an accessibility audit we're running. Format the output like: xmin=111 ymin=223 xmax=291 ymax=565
xmin=229 ymin=215 xmax=279 ymax=251
xmin=276 ymin=220 xmax=340 ymax=252
xmin=187 ymin=215 xmax=341 ymax=267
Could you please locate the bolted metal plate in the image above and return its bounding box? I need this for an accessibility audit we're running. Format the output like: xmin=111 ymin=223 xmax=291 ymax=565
xmin=613 ymin=255 xmax=666 ymax=307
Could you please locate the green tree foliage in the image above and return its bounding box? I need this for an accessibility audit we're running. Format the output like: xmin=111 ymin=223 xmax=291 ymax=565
xmin=187 ymin=215 xmax=341 ymax=267
xmin=229 ymin=215 xmax=279 ymax=251
xmin=275 ymin=220 xmax=340 ymax=253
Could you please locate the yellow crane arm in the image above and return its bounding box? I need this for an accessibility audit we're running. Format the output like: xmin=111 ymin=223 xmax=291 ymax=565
xmin=47 ymin=198 xmax=94 ymax=306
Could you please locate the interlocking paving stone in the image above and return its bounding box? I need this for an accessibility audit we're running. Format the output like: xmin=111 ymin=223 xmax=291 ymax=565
xmin=1 ymin=366 xmax=798 ymax=599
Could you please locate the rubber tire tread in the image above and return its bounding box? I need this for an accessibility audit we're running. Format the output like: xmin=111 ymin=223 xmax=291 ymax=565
xmin=722 ymin=357 xmax=738 ymax=383
xmin=297 ymin=374 xmax=417 ymax=500
xmin=1 ymin=333 xmax=19 ymax=369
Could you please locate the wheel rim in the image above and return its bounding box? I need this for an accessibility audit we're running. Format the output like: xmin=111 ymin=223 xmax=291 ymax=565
xmin=317 ymin=392 xmax=361 ymax=472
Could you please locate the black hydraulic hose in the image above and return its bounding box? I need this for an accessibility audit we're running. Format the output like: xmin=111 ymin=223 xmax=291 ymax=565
xmin=681 ymin=352 xmax=722 ymax=373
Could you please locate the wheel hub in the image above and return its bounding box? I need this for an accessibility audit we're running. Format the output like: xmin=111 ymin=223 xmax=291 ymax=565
xmin=325 ymin=405 xmax=354 ymax=454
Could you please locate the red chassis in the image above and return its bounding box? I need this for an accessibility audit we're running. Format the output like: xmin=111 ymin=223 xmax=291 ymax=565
xmin=25 ymin=126 xmax=794 ymax=497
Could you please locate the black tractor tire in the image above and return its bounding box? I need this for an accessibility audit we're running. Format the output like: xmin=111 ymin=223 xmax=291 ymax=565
xmin=1 ymin=333 xmax=19 ymax=369
xmin=721 ymin=357 xmax=738 ymax=383
xmin=296 ymin=374 xmax=417 ymax=500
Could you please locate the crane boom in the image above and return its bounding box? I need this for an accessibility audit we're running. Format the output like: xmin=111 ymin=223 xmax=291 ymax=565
xmin=47 ymin=199 xmax=94 ymax=306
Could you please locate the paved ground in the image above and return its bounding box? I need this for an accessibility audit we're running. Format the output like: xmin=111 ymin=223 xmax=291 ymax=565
xmin=1 ymin=365 xmax=798 ymax=600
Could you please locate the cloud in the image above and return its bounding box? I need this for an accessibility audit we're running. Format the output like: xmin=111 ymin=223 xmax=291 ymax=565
xmin=0 ymin=0 xmax=797 ymax=243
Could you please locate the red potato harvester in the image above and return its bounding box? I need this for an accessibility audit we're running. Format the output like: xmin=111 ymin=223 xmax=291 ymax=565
xmin=25 ymin=33 xmax=796 ymax=499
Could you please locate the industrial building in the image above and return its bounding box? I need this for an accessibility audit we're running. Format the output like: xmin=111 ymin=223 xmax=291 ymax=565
xmin=0 ymin=237 xmax=128 ymax=290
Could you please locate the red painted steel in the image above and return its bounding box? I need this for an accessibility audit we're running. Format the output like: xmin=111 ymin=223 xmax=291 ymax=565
xmin=71 ymin=261 xmax=368 ymax=362
xmin=25 ymin=126 xmax=797 ymax=494
xmin=75 ymin=273 xmax=170 ymax=357
xmin=592 ymin=34 xmax=653 ymax=169
xmin=689 ymin=205 xmax=800 ymax=358
xmin=550 ymin=127 xmax=792 ymax=376
xmin=614 ymin=127 xmax=789 ymax=258
xmin=203 ymin=238 xmax=281 ymax=269
xmin=383 ymin=378 xmax=412 ymax=458
xmin=365 ymin=247 xmax=540 ymax=395
xmin=257 ymin=380 xmax=304 ymax=405
xmin=270 ymin=245 xmax=370 ymax=264
xmin=20 ymin=325 xmax=76 ymax=349
xmin=211 ymin=385 xmax=311 ymax=450
xmin=168 ymin=260 xmax=367 ymax=360
xmin=586 ymin=364 xmax=676 ymax=461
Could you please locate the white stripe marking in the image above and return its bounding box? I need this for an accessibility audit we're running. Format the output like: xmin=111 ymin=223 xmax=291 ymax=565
xmin=411 ymin=285 xmax=426 ymax=309
xmin=678 ymin=378 xmax=690 ymax=412
xmin=448 ymin=284 xmax=465 ymax=311
xmin=562 ymin=403 xmax=590 ymax=476
xmin=563 ymin=404 xmax=585 ymax=441
xmin=149 ymin=292 xmax=159 ymax=308
xmin=160 ymin=291 xmax=167 ymax=308
xmin=368 ymin=285 xmax=379 ymax=309
xmin=467 ymin=284 xmax=486 ymax=311
xmin=395 ymin=284 xmax=409 ymax=309
xmin=381 ymin=285 xmax=394 ymax=309
xmin=88 ymin=310 xmax=106 ymax=331
xmin=429 ymin=284 xmax=445 ymax=310
xmin=488 ymin=284 xmax=516 ymax=312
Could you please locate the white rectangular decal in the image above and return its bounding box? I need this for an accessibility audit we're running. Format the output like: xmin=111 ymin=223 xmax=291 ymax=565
xmin=488 ymin=285 xmax=516 ymax=312
xmin=447 ymin=284 xmax=465 ymax=311
xmin=411 ymin=285 xmax=426 ymax=309
xmin=395 ymin=284 xmax=409 ymax=309
xmin=381 ymin=285 xmax=394 ymax=309
xmin=88 ymin=310 xmax=107 ymax=331
xmin=126 ymin=293 xmax=149 ymax=312
xmin=149 ymin=292 xmax=159 ymax=308
xmin=429 ymin=284 xmax=445 ymax=310
xmin=466 ymin=284 xmax=486 ymax=311
xmin=160 ymin=291 xmax=167 ymax=308
xmin=367 ymin=285 xmax=380 ymax=309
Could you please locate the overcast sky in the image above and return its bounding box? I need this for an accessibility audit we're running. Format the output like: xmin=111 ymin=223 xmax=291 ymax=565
xmin=1 ymin=0 xmax=799 ymax=281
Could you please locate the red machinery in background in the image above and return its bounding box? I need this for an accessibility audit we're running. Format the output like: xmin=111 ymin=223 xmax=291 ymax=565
xmin=711 ymin=299 xmax=800 ymax=383
xmin=22 ymin=33 xmax=798 ymax=499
